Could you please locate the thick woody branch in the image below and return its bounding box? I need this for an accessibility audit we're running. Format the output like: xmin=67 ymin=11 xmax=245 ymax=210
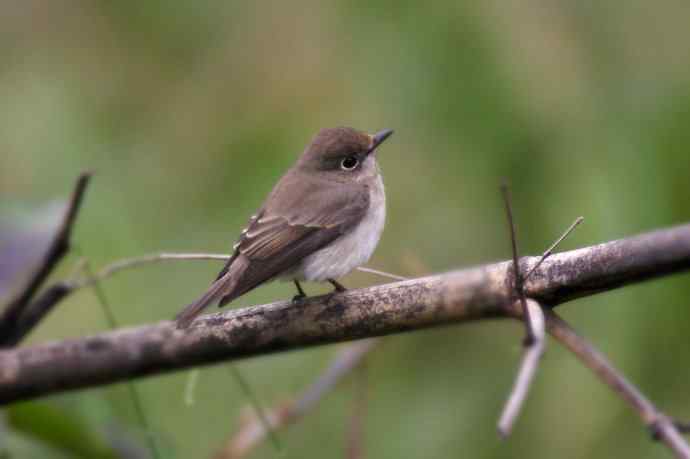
xmin=0 ymin=223 xmax=688 ymax=405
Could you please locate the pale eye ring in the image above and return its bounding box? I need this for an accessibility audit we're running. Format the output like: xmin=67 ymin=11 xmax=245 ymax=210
xmin=341 ymin=155 xmax=359 ymax=170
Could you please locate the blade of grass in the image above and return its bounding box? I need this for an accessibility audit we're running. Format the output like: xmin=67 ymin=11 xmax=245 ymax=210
xmin=227 ymin=366 xmax=283 ymax=455
xmin=0 ymin=410 xmax=7 ymax=459
xmin=79 ymin=254 xmax=161 ymax=459
xmin=184 ymin=370 xmax=201 ymax=407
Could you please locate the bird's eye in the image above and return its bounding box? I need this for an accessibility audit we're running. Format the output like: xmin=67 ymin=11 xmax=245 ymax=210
xmin=341 ymin=155 xmax=359 ymax=170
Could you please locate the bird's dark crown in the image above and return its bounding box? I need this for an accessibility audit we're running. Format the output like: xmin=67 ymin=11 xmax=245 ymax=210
xmin=296 ymin=126 xmax=393 ymax=177
xmin=300 ymin=127 xmax=372 ymax=163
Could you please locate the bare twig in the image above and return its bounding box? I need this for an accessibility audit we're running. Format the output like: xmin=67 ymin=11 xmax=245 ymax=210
xmin=497 ymin=299 xmax=546 ymax=438
xmin=524 ymin=216 xmax=584 ymax=281
xmin=500 ymin=184 xmax=535 ymax=345
xmin=70 ymin=252 xmax=405 ymax=290
xmin=0 ymin=283 xmax=73 ymax=347
xmin=74 ymin=253 xmax=229 ymax=289
xmin=0 ymin=172 xmax=92 ymax=346
xmin=355 ymin=267 xmax=408 ymax=281
xmin=545 ymin=310 xmax=690 ymax=459
xmin=218 ymin=340 xmax=379 ymax=459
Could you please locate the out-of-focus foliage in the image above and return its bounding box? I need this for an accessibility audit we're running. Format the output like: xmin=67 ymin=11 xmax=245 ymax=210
xmin=1 ymin=1 xmax=689 ymax=458
xmin=7 ymin=400 xmax=121 ymax=459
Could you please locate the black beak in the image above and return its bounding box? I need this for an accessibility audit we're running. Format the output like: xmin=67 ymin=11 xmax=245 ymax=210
xmin=368 ymin=128 xmax=394 ymax=154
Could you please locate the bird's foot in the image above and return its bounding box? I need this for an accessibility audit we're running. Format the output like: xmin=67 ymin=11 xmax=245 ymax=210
xmin=328 ymin=278 xmax=347 ymax=292
xmin=292 ymin=280 xmax=307 ymax=303
xmin=292 ymin=293 xmax=306 ymax=303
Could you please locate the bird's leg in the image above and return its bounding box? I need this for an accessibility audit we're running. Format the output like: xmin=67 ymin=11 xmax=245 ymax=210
xmin=292 ymin=280 xmax=307 ymax=302
xmin=327 ymin=278 xmax=347 ymax=292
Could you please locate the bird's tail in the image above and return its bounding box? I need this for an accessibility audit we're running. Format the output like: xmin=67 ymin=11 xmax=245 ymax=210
xmin=175 ymin=276 xmax=229 ymax=328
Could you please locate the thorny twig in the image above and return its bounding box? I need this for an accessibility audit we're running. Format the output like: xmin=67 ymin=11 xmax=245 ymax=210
xmin=497 ymin=210 xmax=583 ymax=437
xmin=496 ymin=183 xmax=543 ymax=439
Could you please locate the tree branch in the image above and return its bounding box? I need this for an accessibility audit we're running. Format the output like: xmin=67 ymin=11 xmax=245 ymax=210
xmin=0 ymin=250 xmax=406 ymax=348
xmin=0 ymin=223 xmax=687 ymax=405
xmin=0 ymin=172 xmax=92 ymax=346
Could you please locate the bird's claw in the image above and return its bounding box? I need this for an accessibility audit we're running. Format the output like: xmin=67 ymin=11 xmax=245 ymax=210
xmin=292 ymin=293 xmax=306 ymax=303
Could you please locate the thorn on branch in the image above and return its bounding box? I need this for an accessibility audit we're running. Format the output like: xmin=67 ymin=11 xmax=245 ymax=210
xmin=524 ymin=216 xmax=584 ymax=282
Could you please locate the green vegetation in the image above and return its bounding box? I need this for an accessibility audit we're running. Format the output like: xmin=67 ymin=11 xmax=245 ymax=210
xmin=1 ymin=2 xmax=689 ymax=458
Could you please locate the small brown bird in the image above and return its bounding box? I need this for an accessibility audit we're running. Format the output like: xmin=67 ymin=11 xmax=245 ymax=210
xmin=175 ymin=127 xmax=393 ymax=327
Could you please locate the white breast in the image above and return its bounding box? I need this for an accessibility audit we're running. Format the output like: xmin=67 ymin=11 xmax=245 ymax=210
xmin=295 ymin=174 xmax=386 ymax=282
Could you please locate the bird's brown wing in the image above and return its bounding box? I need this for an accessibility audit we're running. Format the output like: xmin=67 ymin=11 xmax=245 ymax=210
xmin=219 ymin=171 xmax=370 ymax=302
xmin=175 ymin=170 xmax=368 ymax=327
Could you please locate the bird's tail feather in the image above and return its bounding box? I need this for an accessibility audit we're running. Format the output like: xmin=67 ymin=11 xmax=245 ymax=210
xmin=175 ymin=276 xmax=229 ymax=328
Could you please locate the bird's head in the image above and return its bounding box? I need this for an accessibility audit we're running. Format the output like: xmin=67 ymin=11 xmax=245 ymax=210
xmin=297 ymin=127 xmax=393 ymax=181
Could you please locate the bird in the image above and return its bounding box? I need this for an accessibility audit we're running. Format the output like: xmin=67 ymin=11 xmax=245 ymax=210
xmin=175 ymin=126 xmax=393 ymax=328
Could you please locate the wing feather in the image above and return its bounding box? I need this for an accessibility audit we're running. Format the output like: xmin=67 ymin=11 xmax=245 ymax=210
xmin=217 ymin=170 xmax=369 ymax=303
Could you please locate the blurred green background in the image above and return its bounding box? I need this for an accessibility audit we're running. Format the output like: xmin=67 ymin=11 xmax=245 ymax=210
xmin=1 ymin=1 xmax=690 ymax=458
